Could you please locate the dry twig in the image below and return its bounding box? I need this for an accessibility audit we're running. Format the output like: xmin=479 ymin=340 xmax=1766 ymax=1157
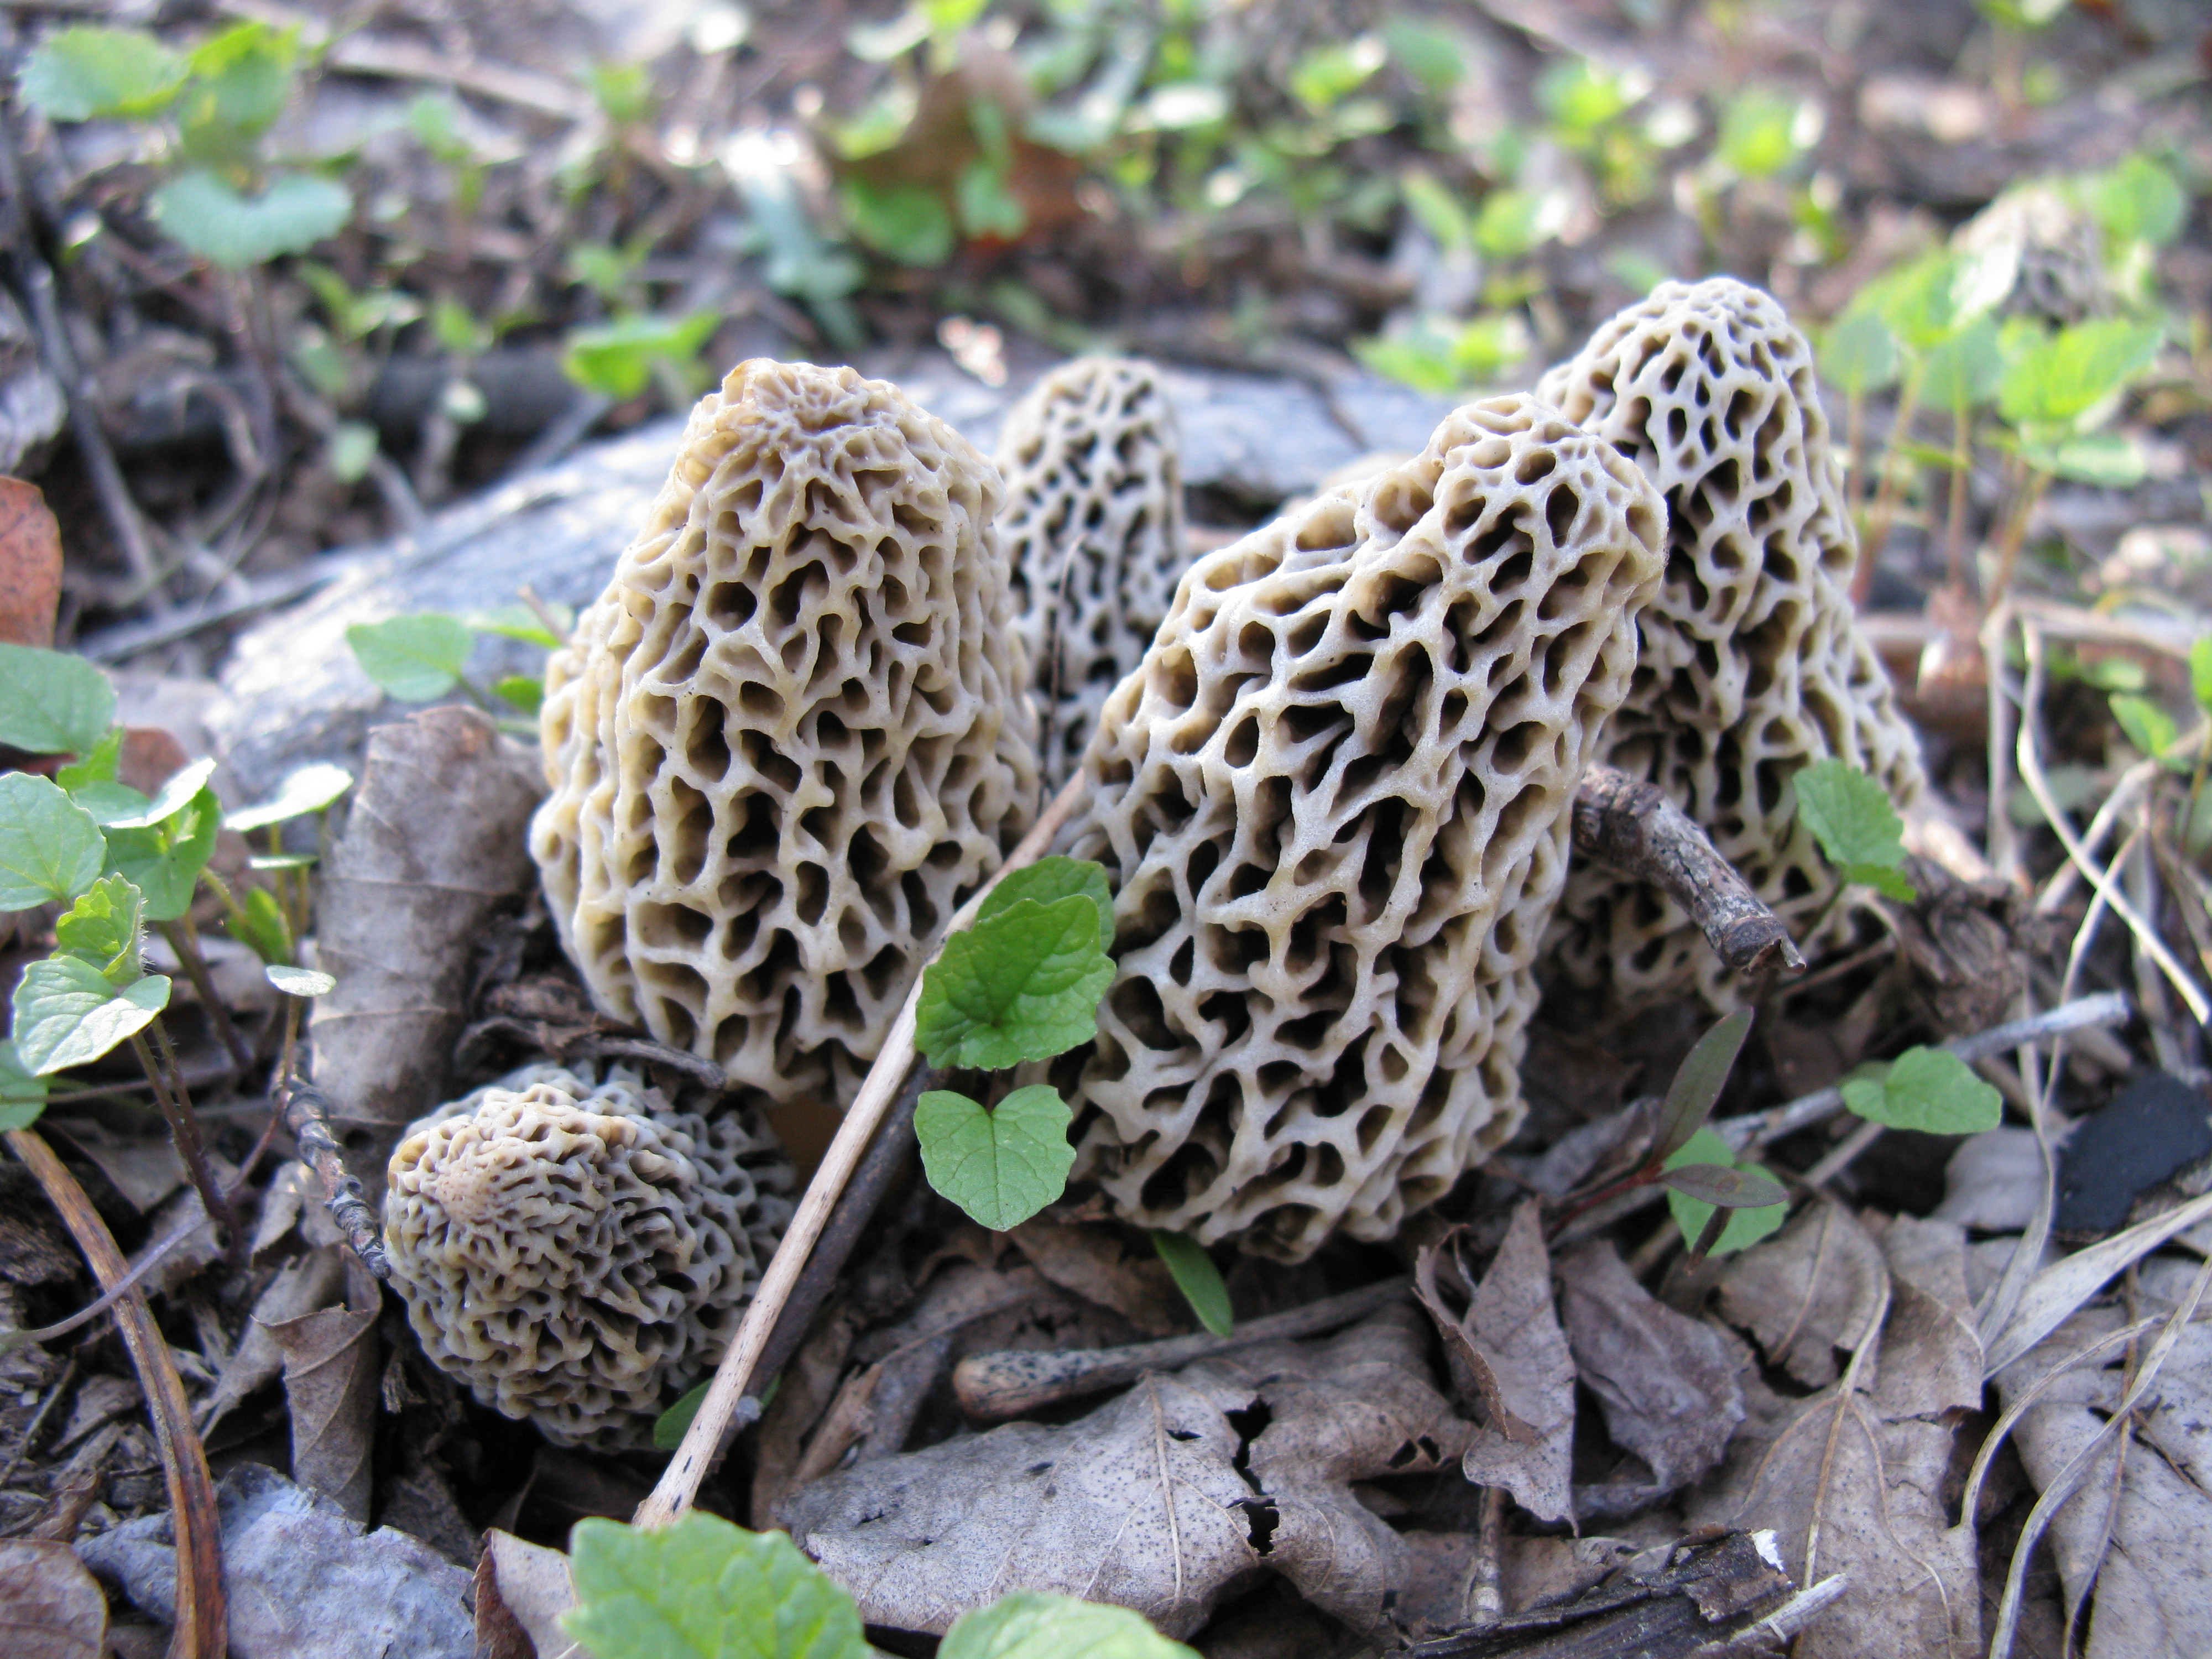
xmin=276 ymin=1077 xmax=390 ymax=1279
xmin=7 ymin=1127 xmax=226 ymax=1657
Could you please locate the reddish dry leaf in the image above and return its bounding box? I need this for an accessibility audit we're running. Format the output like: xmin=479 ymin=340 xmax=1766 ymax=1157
xmin=0 ymin=478 xmax=61 ymax=648
xmin=1713 ymin=1201 xmax=1887 ymax=1389
xmin=0 ymin=1539 xmax=106 ymax=1658
xmin=1557 ymin=1240 xmax=1743 ymax=1496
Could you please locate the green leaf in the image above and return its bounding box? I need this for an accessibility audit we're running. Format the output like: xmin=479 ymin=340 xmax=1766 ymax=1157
xmin=2189 ymin=638 xmax=2212 ymax=716
xmin=916 ymin=896 xmax=1113 ymax=1070
xmin=1838 ymin=859 xmax=1918 ymax=903
xmin=1839 ymin=1046 xmax=2002 ymax=1135
xmin=225 ymin=761 xmax=354 ymax=832
xmin=563 ymin=1512 xmax=869 ymax=1659
xmin=915 ymin=1086 xmax=1077 ymax=1232
xmin=104 ymin=786 xmax=219 ymax=922
xmin=227 ymin=885 xmax=292 ymax=965
xmin=840 ymin=179 xmax=956 ymax=266
xmin=1997 ymin=319 xmax=2162 ymax=429
xmin=0 ymin=773 xmax=107 ymax=911
xmin=1653 ymin=1006 xmax=1754 ymax=1161
xmin=1289 ymin=38 xmax=1385 ymax=113
xmin=652 ymin=1382 xmax=711 ymax=1452
xmin=2013 ymin=430 xmax=2146 ymax=488
xmin=2088 ymin=153 xmax=2184 ymax=250
xmin=265 ymin=964 xmax=334 ymax=998
xmin=101 ymin=757 xmax=217 ymax=831
xmin=591 ymin=61 xmax=654 ymax=126
xmin=1918 ymin=316 xmax=2002 ymax=414
xmin=1860 ymin=245 xmax=2016 ymax=350
xmin=466 ymin=603 xmax=573 ymax=648
xmin=956 ymin=158 xmax=1027 ymax=240
xmin=494 ymin=676 xmax=545 ymax=716
xmin=561 ymin=313 xmax=719 ymax=399
xmin=1383 ymin=18 xmax=1464 ymax=93
xmin=347 ymin=614 xmax=474 ymax=702
xmin=1663 ymin=1127 xmax=1789 ymax=1257
xmin=19 ymin=27 xmax=186 ymax=120
xmin=0 ymin=1041 xmax=49 ymax=1131
xmin=1151 ymin=1230 xmax=1234 ymax=1337
xmin=1819 ymin=311 xmax=1899 ymax=397
xmin=2110 ymin=693 xmax=2177 ymax=763
xmin=0 ymin=643 xmax=118 ymax=757
xmin=942 ymin=1592 xmax=1198 ymax=1659
xmin=54 ymin=874 xmax=144 ymax=983
xmin=152 ymin=169 xmax=353 ymax=268
xmin=1792 ymin=758 xmax=1914 ymax=899
xmin=177 ymin=20 xmax=296 ymax=163
xmin=328 ymin=422 xmax=378 ymax=484
xmin=979 ymin=857 xmax=1114 ymax=953
xmin=54 ymin=728 xmax=124 ymax=794
xmin=12 ymin=958 xmax=170 ymax=1076
xmin=1717 ymin=90 xmax=1813 ymax=179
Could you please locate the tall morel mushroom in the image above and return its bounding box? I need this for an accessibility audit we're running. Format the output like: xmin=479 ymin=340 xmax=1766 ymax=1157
xmin=1060 ymin=394 xmax=1666 ymax=1259
xmin=1536 ymin=279 xmax=1928 ymax=1014
xmin=532 ymin=361 xmax=1041 ymax=1107
xmin=382 ymin=1065 xmax=792 ymax=1448
xmin=998 ymin=356 xmax=1190 ymax=790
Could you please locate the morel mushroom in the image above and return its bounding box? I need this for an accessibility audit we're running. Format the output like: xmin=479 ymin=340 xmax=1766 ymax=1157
xmin=382 ymin=1064 xmax=792 ymax=1448
xmin=1061 ymin=394 xmax=1666 ymax=1260
xmin=531 ymin=360 xmax=1041 ymax=1106
xmin=1536 ymin=278 xmax=1928 ymax=1013
xmin=999 ymin=357 xmax=1190 ymax=790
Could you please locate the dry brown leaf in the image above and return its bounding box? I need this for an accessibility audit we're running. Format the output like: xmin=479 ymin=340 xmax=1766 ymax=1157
xmin=481 ymin=1530 xmax=583 ymax=1659
xmin=0 ymin=1538 xmax=106 ymax=1658
xmin=1415 ymin=1203 xmax=1577 ymax=1524
xmin=0 ymin=478 xmax=61 ymax=649
xmin=1006 ymin=1219 xmax=1183 ymax=1336
xmin=200 ymin=1245 xmax=348 ymax=1433
xmin=782 ymin=1306 xmax=1469 ymax=1639
xmin=266 ymin=1255 xmax=382 ymax=1521
xmin=1688 ymin=1219 xmax=1983 ymax=1659
xmin=1713 ymin=1202 xmax=1888 ymax=1389
xmin=1557 ymin=1240 xmax=1743 ymax=1498
xmin=311 ymin=706 xmax=545 ymax=1192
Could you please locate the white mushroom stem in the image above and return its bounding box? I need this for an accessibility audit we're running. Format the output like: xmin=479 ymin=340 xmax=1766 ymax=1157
xmin=638 ymin=769 xmax=1091 ymax=1527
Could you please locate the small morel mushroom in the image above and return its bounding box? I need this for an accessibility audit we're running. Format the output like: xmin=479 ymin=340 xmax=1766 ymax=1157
xmin=1061 ymin=394 xmax=1666 ymax=1260
xmin=998 ymin=357 xmax=1190 ymax=790
xmin=382 ymin=1064 xmax=792 ymax=1448
xmin=532 ymin=361 xmax=1041 ymax=1105
xmin=1535 ymin=278 xmax=1928 ymax=1014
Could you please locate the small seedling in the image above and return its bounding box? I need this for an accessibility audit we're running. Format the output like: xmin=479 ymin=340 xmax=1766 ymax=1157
xmin=1840 ymin=1047 xmax=2002 ymax=1136
xmin=1792 ymin=757 xmax=1916 ymax=902
xmin=1151 ymin=1230 xmax=1234 ymax=1337
xmin=345 ymin=604 xmax=569 ymax=721
xmin=911 ymin=856 xmax=1115 ymax=1233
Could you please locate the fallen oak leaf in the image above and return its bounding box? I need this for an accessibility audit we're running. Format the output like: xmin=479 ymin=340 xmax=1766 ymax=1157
xmin=781 ymin=1306 xmax=1469 ymax=1640
xmin=265 ymin=1251 xmax=382 ymax=1522
xmin=1714 ymin=1201 xmax=1888 ymax=1390
xmin=0 ymin=479 xmax=62 ymax=649
xmin=0 ymin=1537 xmax=106 ymax=1659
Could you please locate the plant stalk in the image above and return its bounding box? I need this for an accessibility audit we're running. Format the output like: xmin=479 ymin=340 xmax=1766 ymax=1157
xmin=129 ymin=1025 xmax=244 ymax=1266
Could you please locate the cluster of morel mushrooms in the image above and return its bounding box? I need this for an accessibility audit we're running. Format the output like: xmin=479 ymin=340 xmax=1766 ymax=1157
xmin=378 ymin=278 xmax=1927 ymax=1450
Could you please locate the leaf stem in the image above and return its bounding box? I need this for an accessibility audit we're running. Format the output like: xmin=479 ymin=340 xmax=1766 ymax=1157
xmin=129 ymin=1022 xmax=244 ymax=1266
xmin=158 ymin=918 xmax=257 ymax=1076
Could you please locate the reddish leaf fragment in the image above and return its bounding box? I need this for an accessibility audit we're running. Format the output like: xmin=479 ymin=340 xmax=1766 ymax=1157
xmin=0 ymin=478 xmax=61 ymax=648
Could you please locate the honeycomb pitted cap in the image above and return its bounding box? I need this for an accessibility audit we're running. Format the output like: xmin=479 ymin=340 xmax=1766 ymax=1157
xmin=381 ymin=1065 xmax=793 ymax=1448
xmin=1059 ymin=393 xmax=1666 ymax=1260
xmin=998 ymin=357 xmax=1191 ymax=790
xmin=1534 ymin=278 xmax=1928 ymax=1013
xmin=531 ymin=360 xmax=1041 ymax=1105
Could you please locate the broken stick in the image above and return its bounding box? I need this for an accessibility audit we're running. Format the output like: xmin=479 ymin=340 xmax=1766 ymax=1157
xmin=276 ymin=1077 xmax=390 ymax=1279
xmin=953 ymin=1276 xmax=1412 ymax=1422
xmin=1572 ymin=764 xmax=1806 ymax=978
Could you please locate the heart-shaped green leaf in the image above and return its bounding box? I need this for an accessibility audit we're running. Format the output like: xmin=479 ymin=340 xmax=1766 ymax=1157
xmin=346 ymin=614 xmax=474 ymax=702
xmin=104 ymin=786 xmax=220 ymax=922
xmin=916 ymin=896 xmax=1113 ymax=1070
xmin=152 ymin=169 xmax=352 ymax=269
xmin=0 ymin=773 xmax=107 ymax=911
xmin=915 ymin=1085 xmax=1077 ymax=1232
xmin=978 ymin=856 xmax=1114 ymax=952
xmin=12 ymin=958 xmax=171 ymax=1075
xmin=564 ymin=1512 xmax=868 ymax=1659
xmin=0 ymin=643 xmax=117 ymax=759
xmin=1840 ymin=1046 xmax=2002 ymax=1136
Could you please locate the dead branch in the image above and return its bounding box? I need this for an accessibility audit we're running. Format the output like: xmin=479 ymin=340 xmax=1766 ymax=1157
xmin=7 ymin=1126 xmax=226 ymax=1658
xmin=1572 ymin=765 xmax=1805 ymax=978
xmin=277 ymin=1077 xmax=390 ymax=1280
xmin=952 ymin=1276 xmax=1412 ymax=1422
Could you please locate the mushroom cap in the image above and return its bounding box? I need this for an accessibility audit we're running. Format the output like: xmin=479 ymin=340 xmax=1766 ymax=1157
xmin=382 ymin=1064 xmax=792 ymax=1447
xmin=531 ymin=359 xmax=1041 ymax=1105
xmin=1535 ymin=278 xmax=1928 ymax=1012
xmin=1061 ymin=393 xmax=1666 ymax=1259
xmin=998 ymin=357 xmax=1190 ymax=790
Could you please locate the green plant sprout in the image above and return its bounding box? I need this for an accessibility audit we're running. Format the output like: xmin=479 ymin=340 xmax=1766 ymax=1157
xmin=21 ymin=23 xmax=349 ymax=270
xmin=1792 ymin=757 xmax=1917 ymax=904
xmin=0 ymin=642 xmax=355 ymax=1261
xmin=345 ymin=601 xmax=572 ymax=725
xmin=1552 ymin=1008 xmax=1791 ymax=1267
xmin=912 ymin=855 xmax=1113 ymax=1234
xmin=1839 ymin=1048 xmax=2003 ymax=1136
xmin=564 ymin=1512 xmax=1196 ymax=1659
